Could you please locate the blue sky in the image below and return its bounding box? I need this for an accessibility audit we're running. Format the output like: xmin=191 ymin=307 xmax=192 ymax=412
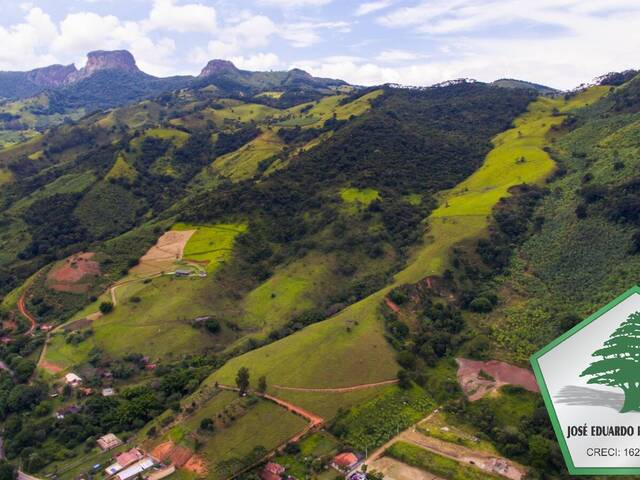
xmin=0 ymin=0 xmax=639 ymax=89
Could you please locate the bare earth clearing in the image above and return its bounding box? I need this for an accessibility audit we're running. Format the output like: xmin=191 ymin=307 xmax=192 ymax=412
xmin=46 ymin=252 xmax=100 ymax=293
xmin=368 ymin=456 xmax=444 ymax=480
xmin=366 ymin=410 xmax=525 ymax=480
xmin=132 ymin=229 xmax=196 ymax=276
xmin=456 ymin=358 xmax=539 ymax=401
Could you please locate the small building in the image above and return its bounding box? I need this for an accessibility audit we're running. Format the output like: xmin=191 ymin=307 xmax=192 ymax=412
xmin=331 ymin=452 xmax=359 ymax=472
xmin=40 ymin=324 xmax=54 ymax=332
xmin=116 ymin=457 xmax=155 ymax=480
xmin=56 ymin=405 xmax=80 ymax=419
xmin=64 ymin=372 xmax=82 ymax=386
xmin=260 ymin=462 xmax=285 ymax=480
xmin=102 ymin=388 xmax=116 ymax=397
xmin=80 ymin=387 xmax=93 ymax=396
xmin=0 ymin=337 xmax=13 ymax=345
xmin=174 ymin=269 xmax=192 ymax=277
xmin=97 ymin=433 xmax=123 ymax=451
xmin=115 ymin=448 xmax=144 ymax=468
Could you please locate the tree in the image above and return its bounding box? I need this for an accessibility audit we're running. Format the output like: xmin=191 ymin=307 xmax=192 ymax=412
xmin=581 ymin=311 xmax=640 ymax=412
xmin=0 ymin=461 xmax=15 ymax=480
xmin=99 ymin=301 xmax=114 ymax=314
xmin=397 ymin=369 xmax=411 ymax=389
xmin=257 ymin=375 xmax=267 ymax=394
xmin=236 ymin=367 xmax=250 ymax=395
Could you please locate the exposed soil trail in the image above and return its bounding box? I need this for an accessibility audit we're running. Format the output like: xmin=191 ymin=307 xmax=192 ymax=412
xmin=273 ymin=379 xmax=398 ymax=393
xmin=366 ymin=409 xmax=524 ymax=480
xmin=18 ymin=290 xmax=37 ymax=335
xmin=385 ymin=297 xmax=401 ymax=313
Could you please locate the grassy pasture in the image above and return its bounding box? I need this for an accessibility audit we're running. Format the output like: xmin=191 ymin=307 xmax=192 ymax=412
xmin=238 ymin=252 xmax=332 ymax=331
xmin=6 ymin=171 xmax=96 ymax=215
xmin=174 ymin=223 xmax=247 ymax=272
xmin=212 ymin=129 xmax=284 ymax=181
xmin=43 ymin=223 xmax=247 ymax=370
xmin=340 ymin=187 xmax=380 ymax=205
xmin=105 ymin=154 xmax=138 ymax=182
xmin=45 ymin=275 xmax=234 ymax=369
xmin=164 ymin=390 xmax=306 ymax=480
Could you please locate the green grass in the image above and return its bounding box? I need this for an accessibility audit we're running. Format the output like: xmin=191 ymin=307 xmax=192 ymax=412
xmin=397 ymin=86 xmax=608 ymax=285
xmin=105 ymin=154 xmax=138 ymax=182
xmin=239 ymin=252 xmax=331 ymax=331
xmin=274 ymin=384 xmax=396 ymax=421
xmin=212 ymin=129 xmax=284 ymax=181
xmin=340 ymin=187 xmax=380 ymax=205
xmin=386 ymin=442 xmax=501 ymax=480
xmin=166 ymin=390 xmax=307 ymax=480
xmin=0 ymin=168 xmax=12 ymax=186
xmin=417 ymin=411 xmax=497 ymax=453
xmin=173 ymin=223 xmax=247 ymax=272
xmin=272 ymin=431 xmax=339 ymax=479
xmin=43 ymin=275 xmax=237 ymax=370
xmin=208 ymin=286 xmax=398 ymax=390
xmin=7 ymin=171 xmax=97 ymax=215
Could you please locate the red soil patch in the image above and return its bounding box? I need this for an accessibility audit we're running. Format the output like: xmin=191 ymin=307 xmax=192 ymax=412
xmin=183 ymin=455 xmax=208 ymax=476
xmin=151 ymin=441 xmax=202 ymax=471
xmin=151 ymin=441 xmax=174 ymax=461
xmin=39 ymin=359 xmax=63 ymax=374
xmin=47 ymin=252 xmax=100 ymax=293
xmin=385 ymin=297 xmax=400 ymax=313
xmin=456 ymin=358 xmax=539 ymax=401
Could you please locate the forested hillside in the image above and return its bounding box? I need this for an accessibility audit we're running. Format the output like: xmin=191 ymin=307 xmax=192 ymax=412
xmin=0 ymin=58 xmax=639 ymax=480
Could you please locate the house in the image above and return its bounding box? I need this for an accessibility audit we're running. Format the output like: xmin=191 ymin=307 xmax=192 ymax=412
xmin=331 ymin=452 xmax=359 ymax=472
xmin=97 ymin=433 xmax=123 ymax=451
xmin=115 ymin=457 xmax=155 ymax=480
xmin=0 ymin=337 xmax=13 ymax=345
xmin=260 ymin=462 xmax=285 ymax=480
xmin=40 ymin=324 xmax=54 ymax=332
xmin=64 ymin=372 xmax=82 ymax=386
xmin=115 ymin=448 xmax=144 ymax=468
xmin=102 ymin=388 xmax=116 ymax=397
xmin=174 ymin=269 xmax=192 ymax=277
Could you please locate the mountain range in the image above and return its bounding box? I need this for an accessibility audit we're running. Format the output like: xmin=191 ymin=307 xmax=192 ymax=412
xmin=0 ymin=49 xmax=639 ymax=480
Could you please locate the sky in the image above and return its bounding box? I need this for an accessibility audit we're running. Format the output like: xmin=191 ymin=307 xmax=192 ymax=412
xmin=0 ymin=0 xmax=639 ymax=90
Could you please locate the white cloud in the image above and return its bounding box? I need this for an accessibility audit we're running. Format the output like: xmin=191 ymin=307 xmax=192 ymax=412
xmin=355 ymin=0 xmax=394 ymax=16
xmin=280 ymin=21 xmax=350 ymax=47
xmin=147 ymin=0 xmax=216 ymax=33
xmin=231 ymin=52 xmax=280 ymax=70
xmin=0 ymin=7 xmax=58 ymax=69
xmin=376 ymin=49 xmax=422 ymax=62
xmin=52 ymin=12 xmax=122 ymax=55
xmin=257 ymin=0 xmax=333 ymax=8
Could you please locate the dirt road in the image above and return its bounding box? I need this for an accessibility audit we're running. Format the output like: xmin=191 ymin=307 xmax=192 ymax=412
xmin=365 ymin=409 xmax=525 ymax=480
xmin=273 ymin=379 xmax=398 ymax=393
xmin=17 ymin=290 xmax=37 ymax=335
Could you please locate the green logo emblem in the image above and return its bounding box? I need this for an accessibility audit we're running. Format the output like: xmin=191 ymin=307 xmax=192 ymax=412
xmin=531 ymin=286 xmax=640 ymax=475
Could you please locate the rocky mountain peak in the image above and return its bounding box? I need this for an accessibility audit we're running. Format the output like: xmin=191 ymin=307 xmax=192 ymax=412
xmin=26 ymin=64 xmax=77 ymax=87
xmin=199 ymin=59 xmax=239 ymax=77
xmin=64 ymin=50 xmax=141 ymax=84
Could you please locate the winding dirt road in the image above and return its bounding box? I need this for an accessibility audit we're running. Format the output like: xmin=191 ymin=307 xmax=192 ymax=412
xmin=17 ymin=290 xmax=37 ymax=335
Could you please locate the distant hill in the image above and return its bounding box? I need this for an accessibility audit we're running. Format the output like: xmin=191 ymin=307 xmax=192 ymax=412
xmin=491 ymin=78 xmax=559 ymax=94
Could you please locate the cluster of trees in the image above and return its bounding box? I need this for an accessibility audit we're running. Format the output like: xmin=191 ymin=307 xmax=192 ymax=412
xmin=476 ymin=184 xmax=547 ymax=273
xmin=577 ymin=175 xmax=640 ymax=253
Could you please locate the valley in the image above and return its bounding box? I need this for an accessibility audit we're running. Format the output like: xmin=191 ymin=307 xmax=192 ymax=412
xmin=0 ymin=47 xmax=639 ymax=480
